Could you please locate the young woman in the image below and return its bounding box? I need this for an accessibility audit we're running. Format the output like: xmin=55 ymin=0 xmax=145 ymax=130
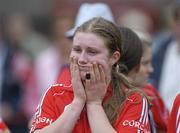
xmin=120 ymin=27 xmax=169 ymax=133
xmin=30 ymin=17 xmax=151 ymax=133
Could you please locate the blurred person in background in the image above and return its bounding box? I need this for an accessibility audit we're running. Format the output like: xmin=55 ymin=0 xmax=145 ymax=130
xmin=0 ymin=13 xmax=37 ymax=133
xmin=149 ymin=1 xmax=180 ymax=111
xmin=5 ymin=13 xmax=50 ymax=59
xmin=119 ymin=27 xmax=169 ymax=132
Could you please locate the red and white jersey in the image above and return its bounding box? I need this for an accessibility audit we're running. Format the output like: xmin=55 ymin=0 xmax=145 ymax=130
xmin=30 ymin=68 xmax=151 ymax=133
xmin=168 ymin=93 xmax=180 ymax=133
xmin=143 ymin=84 xmax=169 ymax=131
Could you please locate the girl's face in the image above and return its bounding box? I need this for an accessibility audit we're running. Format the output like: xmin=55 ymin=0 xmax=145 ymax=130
xmin=134 ymin=45 xmax=153 ymax=87
xmin=70 ymin=32 xmax=117 ymax=81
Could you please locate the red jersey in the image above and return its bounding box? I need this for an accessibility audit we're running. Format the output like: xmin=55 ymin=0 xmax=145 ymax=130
xmin=167 ymin=93 xmax=180 ymax=133
xmin=142 ymin=84 xmax=169 ymax=131
xmin=30 ymin=68 xmax=151 ymax=133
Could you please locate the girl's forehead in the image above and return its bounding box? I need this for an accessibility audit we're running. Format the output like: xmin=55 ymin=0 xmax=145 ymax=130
xmin=73 ymin=32 xmax=106 ymax=47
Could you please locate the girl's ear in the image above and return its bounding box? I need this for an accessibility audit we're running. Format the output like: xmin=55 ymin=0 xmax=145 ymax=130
xmin=110 ymin=51 xmax=121 ymax=65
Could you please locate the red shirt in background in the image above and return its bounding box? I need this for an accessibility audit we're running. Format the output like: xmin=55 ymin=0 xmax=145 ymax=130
xmin=143 ymin=83 xmax=169 ymax=132
xmin=167 ymin=93 xmax=180 ymax=133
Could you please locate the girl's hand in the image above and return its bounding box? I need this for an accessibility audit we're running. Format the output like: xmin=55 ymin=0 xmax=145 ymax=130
xmin=70 ymin=57 xmax=86 ymax=104
xmin=85 ymin=62 xmax=109 ymax=105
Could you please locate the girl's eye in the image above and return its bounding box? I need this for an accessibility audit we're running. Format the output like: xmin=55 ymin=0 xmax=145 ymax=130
xmin=73 ymin=47 xmax=81 ymax=53
xmin=87 ymin=49 xmax=98 ymax=55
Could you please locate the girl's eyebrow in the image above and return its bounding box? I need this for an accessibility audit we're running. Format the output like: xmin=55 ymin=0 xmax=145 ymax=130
xmin=73 ymin=45 xmax=100 ymax=49
xmin=87 ymin=45 xmax=104 ymax=49
xmin=87 ymin=46 xmax=98 ymax=49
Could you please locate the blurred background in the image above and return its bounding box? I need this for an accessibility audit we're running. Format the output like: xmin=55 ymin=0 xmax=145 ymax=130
xmin=0 ymin=0 xmax=178 ymax=132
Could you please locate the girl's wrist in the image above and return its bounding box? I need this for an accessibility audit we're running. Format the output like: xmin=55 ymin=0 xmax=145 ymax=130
xmin=86 ymin=100 xmax=102 ymax=106
xmin=72 ymin=98 xmax=86 ymax=108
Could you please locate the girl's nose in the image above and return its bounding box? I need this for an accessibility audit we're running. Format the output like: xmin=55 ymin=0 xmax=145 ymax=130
xmin=78 ymin=52 xmax=88 ymax=64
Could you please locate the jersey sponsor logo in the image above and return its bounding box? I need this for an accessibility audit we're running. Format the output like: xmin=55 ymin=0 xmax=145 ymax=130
xmin=123 ymin=120 xmax=145 ymax=131
xmin=35 ymin=116 xmax=53 ymax=125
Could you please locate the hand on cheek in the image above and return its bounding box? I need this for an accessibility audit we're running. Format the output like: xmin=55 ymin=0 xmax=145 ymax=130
xmin=95 ymin=60 xmax=111 ymax=84
xmin=85 ymin=62 xmax=108 ymax=105
xmin=70 ymin=57 xmax=86 ymax=104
